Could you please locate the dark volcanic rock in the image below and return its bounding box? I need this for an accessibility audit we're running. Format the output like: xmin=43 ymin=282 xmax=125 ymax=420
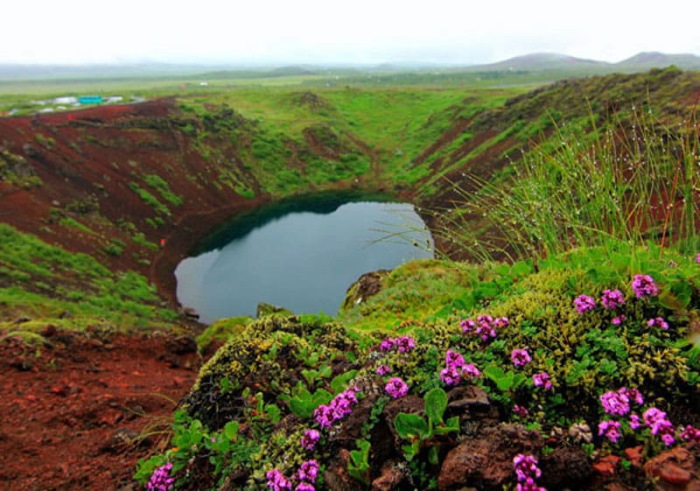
xmin=437 ymin=424 xmax=543 ymax=490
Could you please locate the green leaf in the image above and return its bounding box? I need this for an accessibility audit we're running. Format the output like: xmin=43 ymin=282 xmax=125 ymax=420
xmin=401 ymin=440 xmax=421 ymax=461
xmin=394 ymin=413 xmax=431 ymax=440
xmin=428 ymin=445 xmax=440 ymax=465
xmin=424 ymin=388 xmax=448 ymax=425
xmin=330 ymin=370 xmax=358 ymax=394
xmin=223 ymin=421 xmax=239 ymax=441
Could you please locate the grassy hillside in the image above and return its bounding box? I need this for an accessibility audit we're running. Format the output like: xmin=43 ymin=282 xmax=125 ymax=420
xmin=2 ymin=67 xmax=700 ymax=489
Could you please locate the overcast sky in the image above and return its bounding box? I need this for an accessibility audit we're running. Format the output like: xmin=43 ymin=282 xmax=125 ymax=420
xmin=2 ymin=0 xmax=699 ymax=66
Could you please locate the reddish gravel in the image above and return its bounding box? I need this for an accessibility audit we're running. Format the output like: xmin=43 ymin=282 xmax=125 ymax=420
xmin=0 ymin=327 xmax=202 ymax=490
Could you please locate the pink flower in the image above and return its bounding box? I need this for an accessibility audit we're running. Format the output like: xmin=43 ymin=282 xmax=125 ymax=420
xmin=574 ymin=294 xmax=596 ymax=313
xmin=629 ymin=414 xmax=641 ymax=430
xmin=648 ymin=317 xmax=669 ymax=330
xmin=445 ymin=349 xmax=465 ymax=369
xmin=513 ymin=404 xmax=529 ymax=417
xmin=513 ymin=454 xmax=542 ymax=482
xmin=301 ymin=429 xmax=321 ymax=451
xmin=598 ymin=420 xmax=622 ymax=443
xmin=601 ymin=289 xmax=625 ymax=309
xmin=385 ymin=377 xmax=409 ymax=399
xmin=266 ymin=469 xmax=292 ymax=491
xmin=297 ymin=460 xmax=319 ymax=483
xmin=460 ymin=318 xmax=476 ymax=333
xmin=532 ymin=372 xmax=552 ymax=390
xmin=632 ymin=274 xmax=658 ymax=298
xmin=696 ymin=252 xmax=700 ymax=264
xmin=440 ymin=366 xmax=461 ymax=386
xmin=376 ymin=365 xmax=391 ymax=376
xmin=612 ymin=314 xmax=626 ymax=325
xmin=462 ymin=363 xmax=481 ymax=380
xmin=511 ymin=348 xmax=532 ymax=367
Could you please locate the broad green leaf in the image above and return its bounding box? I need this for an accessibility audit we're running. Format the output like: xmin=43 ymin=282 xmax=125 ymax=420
xmin=394 ymin=413 xmax=431 ymax=440
xmin=424 ymin=388 xmax=448 ymax=425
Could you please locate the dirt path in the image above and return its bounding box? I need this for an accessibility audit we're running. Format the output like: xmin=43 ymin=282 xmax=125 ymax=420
xmin=0 ymin=328 xmax=202 ymax=490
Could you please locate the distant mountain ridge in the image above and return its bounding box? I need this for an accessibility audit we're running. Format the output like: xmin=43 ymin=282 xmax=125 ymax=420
xmin=471 ymin=51 xmax=700 ymax=72
xmin=0 ymin=51 xmax=699 ymax=81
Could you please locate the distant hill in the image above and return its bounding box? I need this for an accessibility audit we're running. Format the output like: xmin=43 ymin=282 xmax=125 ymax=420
xmin=475 ymin=52 xmax=609 ymax=71
xmin=462 ymin=51 xmax=700 ymax=73
xmin=615 ymin=51 xmax=700 ymax=70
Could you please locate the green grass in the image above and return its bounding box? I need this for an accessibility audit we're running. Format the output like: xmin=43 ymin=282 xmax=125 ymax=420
xmin=0 ymin=224 xmax=179 ymax=330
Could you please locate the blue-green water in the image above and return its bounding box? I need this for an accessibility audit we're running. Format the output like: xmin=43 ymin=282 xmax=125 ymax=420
xmin=175 ymin=199 xmax=433 ymax=323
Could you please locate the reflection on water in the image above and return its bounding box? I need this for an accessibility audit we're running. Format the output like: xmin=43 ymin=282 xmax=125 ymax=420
xmin=176 ymin=200 xmax=433 ymax=323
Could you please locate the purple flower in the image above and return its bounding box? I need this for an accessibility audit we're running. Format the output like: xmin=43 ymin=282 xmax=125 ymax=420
xmin=301 ymin=429 xmax=321 ymax=451
xmin=643 ymin=407 xmax=675 ymax=445
xmin=440 ymin=365 xmax=461 ymax=386
xmin=376 ymin=365 xmax=392 ymax=376
xmin=385 ymin=377 xmax=409 ymax=399
xmin=313 ymin=404 xmax=334 ymax=429
xmin=266 ymin=469 xmax=292 ymax=491
xmin=696 ymin=252 xmax=700 ymax=264
xmin=632 ymin=274 xmax=659 ymax=298
xmin=494 ymin=316 xmax=510 ymax=328
xmin=679 ymin=425 xmax=700 ymax=443
xmin=295 ymin=484 xmax=315 ymax=491
xmin=612 ymin=314 xmax=626 ymax=325
xmin=532 ymin=372 xmax=552 ymax=390
xmin=379 ymin=338 xmax=395 ymax=352
xmin=461 ymin=363 xmax=481 ymax=380
xmin=600 ymin=387 xmax=643 ymax=416
xmin=601 ymin=289 xmax=625 ymax=309
xmin=513 ymin=404 xmax=529 ymax=417
xmin=297 ymin=460 xmax=319 ymax=483
xmin=574 ymin=294 xmax=596 ymax=314
xmin=629 ymin=414 xmax=641 ymax=430
xmin=395 ymin=336 xmax=416 ymax=353
xmin=598 ymin=420 xmax=622 ymax=443
xmin=445 ymin=349 xmax=465 ymax=369
xmin=460 ymin=318 xmax=476 ymax=333
xmin=513 ymin=454 xmax=542 ymax=482
xmin=511 ymin=348 xmax=532 ymax=367
xmin=147 ymin=462 xmax=175 ymax=491
xmin=600 ymin=390 xmax=631 ymax=416
xmin=313 ymin=388 xmax=360 ymax=429
xmin=648 ymin=317 xmax=669 ymax=330
xmin=516 ymin=479 xmax=546 ymax=491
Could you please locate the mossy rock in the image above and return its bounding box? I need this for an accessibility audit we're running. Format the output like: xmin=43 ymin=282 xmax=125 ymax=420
xmin=181 ymin=315 xmax=360 ymax=430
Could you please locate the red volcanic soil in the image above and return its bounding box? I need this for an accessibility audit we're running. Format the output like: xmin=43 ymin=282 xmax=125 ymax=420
xmin=0 ymin=327 xmax=203 ymax=490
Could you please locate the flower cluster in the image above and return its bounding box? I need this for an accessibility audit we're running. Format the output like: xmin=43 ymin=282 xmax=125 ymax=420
xmin=266 ymin=460 xmax=319 ymax=491
xmin=513 ymin=454 xmax=545 ymax=491
xmin=376 ymin=364 xmax=391 ymax=376
xmin=314 ymin=387 xmax=359 ymax=429
xmin=511 ymin=348 xmax=532 ymax=367
xmin=643 ymin=407 xmax=675 ymax=446
xmin=300 ymin=429 xmax=320 ymax=451
xmin=147 ymin=462 xmax=175 ymax=491
xmin=679 ymin=425 xmax=700 ymax=443
xmin=440 ymin=349 xmax=481 ymax=386
xmin=532 ymin=372 xmax=552 ymax=390
xmin=461 ymin=315 xmax=508 ymax=342
xmin=379 ymin=336 xmax=416 ymax=353
xmin=598 ymin=420 xmax=622 ymax=443
xmin=266 ymin=469 xmax=292 ymax=491
xmin=385 ymin=377 xmax=409 ymax=399
xmin=600 ymin=387 xmax=644 ymax=416
xmin=632 ymin=274 xmax=659 ymax=298
xmin=647 ymin=316 xmax=669 ymax=330
xmin=513 ymin=404 xmax=529 ymax=418
xmin=574 ymin=294 xmax=596 ymax=314
xmin=601 ymin=289 xmax=626 ymax=309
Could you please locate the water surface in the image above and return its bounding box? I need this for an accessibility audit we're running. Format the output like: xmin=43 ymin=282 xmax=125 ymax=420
xmin=175 ymin=198 xmax=433 ymax=323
